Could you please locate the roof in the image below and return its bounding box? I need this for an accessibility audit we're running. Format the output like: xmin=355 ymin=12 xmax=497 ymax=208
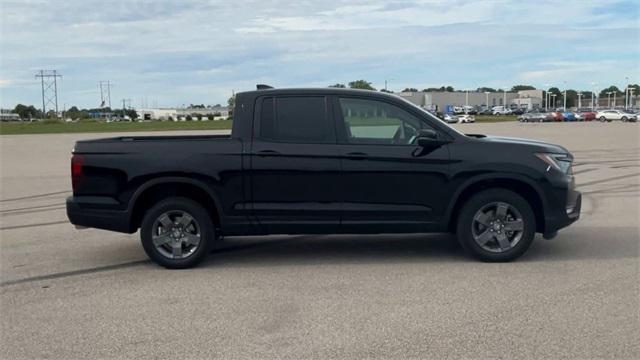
xmin=237 ymin=87 xmax=401 ymax=99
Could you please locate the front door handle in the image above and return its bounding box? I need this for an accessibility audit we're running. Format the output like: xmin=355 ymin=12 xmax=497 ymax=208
xmin=345 ymin=152 xmax=369 ymax=160
xmin=256 ymin=150 xmax=281 ymax=156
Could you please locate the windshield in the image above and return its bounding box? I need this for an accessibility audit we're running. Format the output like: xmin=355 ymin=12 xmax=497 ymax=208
xmin=396 ymin=96 xmax=467 ymax=137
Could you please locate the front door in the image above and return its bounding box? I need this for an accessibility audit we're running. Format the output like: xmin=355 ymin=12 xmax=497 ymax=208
xmin=335 ymin=96 xmax=451 ymax=233
xmin=250 ymin=95 xmax=341 ymax=233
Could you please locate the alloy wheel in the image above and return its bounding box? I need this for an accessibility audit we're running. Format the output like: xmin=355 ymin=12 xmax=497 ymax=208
xmin=151 ymin=210 xmax=201 ymax=259
xmin=471 ymin=202 xmax=524 ymax=253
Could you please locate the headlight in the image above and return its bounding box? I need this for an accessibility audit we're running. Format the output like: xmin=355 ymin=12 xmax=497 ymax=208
xmin=535 ymin=153 xmax=572 ymax=173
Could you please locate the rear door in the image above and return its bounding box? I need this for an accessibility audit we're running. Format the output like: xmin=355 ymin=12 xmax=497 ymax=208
xmin=334 ymin=96 xmax=451 ymax=233
xmin=249 ymin=95 xmax=341 ymax=233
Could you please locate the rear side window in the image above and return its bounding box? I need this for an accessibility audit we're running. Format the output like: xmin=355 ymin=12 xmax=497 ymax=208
xmin=260 ymin=96 xmax=333 ymax=143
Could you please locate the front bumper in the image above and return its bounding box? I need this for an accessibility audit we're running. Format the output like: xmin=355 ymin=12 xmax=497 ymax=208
xmin=66 ymin=196 xmax=133 ymax=233
xmin=542 ymin=186 xmax=581 ymax=237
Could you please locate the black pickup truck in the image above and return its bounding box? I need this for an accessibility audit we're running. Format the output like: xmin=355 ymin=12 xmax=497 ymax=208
xmin=67 ymin=86 xmax=581 ymax=268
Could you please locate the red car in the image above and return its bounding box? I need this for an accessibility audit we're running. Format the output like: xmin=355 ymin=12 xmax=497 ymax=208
xmin=550 ymin=111 xmax=564 ymax=121
xmin=580 ymin=111 xmax=596 ymax=121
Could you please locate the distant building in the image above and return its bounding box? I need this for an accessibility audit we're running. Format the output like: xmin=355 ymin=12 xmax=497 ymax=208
xmin=137 ymin=106 xmax=229 ymax=121
xmin=0 ymin=109 xmax=21 ymax=121
xmin=398 ymin=90 xmax=542 ymax=111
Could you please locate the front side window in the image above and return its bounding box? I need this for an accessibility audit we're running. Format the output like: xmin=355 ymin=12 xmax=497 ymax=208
xmin=260 ymin=96 xmax=333 ymax=143
xmin=338 ymin=98 xmax=428 ymax=145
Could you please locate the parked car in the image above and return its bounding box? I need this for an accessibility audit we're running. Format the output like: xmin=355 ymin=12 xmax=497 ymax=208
xmin=511 ymin=108 xmax=525 ymax=115
xmin=67 ymin=86 xmax=581 ymax=268
xmin=519 ymin=111 xmax=552 ymax=122
xmin=492 ymin=106 xmax=512 ymax=115
xmin=562 ymin=112 xmax=576 ymax=121
xmin=577 ymin=111 xmax=596 ymax=121
xmin=596 ymin=109 xmax=638 ymax=122
xmin=462 ymin=106 xmax=478 ymax=115
xmin=444 ymin=113 xmax=458 ymax=123
xmin=550 ymin=111 xmax=565 ymax=121
xmin=457 ymin=114 xmax=475 ymax=123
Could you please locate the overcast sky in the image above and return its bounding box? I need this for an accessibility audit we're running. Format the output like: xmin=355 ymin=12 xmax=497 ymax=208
xmin=1 ymin=0 xmax=638 ymax=109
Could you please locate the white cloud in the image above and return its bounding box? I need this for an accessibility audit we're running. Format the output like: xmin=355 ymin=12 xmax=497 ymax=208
xmin=0 ymin=0 xmax=638 ymax=107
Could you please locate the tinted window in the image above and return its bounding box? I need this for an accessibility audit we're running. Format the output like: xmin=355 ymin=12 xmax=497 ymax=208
xmin=260 ymin=96 xmax=333 ymax=143
xmin=339 ymin=98 xmax=429 ymax=145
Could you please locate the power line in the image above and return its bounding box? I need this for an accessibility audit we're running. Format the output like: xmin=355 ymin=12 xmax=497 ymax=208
xmin=98 ymin=81 xmax=112 ymax=108
xmin=35 ymin=70 xmax=62 ymax=117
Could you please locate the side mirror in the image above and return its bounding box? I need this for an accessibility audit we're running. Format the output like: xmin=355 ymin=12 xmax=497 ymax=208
xmin=417 ymin=129 xmax=448 ymax=147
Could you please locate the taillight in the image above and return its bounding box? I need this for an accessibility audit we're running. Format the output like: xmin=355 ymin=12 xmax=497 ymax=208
xmin=71 ymin=154 xmax=84 ymax=192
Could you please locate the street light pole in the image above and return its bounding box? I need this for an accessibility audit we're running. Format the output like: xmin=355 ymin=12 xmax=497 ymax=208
xmin=503 ymin=88 xmax=507 ymax=108
xmin=465 ymin=90 xmax=469 ymax=114
xmin=613 ymin=92 xmax=617 ymax=108
xmin=606 ymin=92 xmax=613 ymax=108
xmin=577 ymin=92 xmax=582 ymax=109
xmin=484 ymin=91 xmax=490 ymax=111
xmin=625 ymin=77 xmax=629 ymax=109
xmin=551 ymin=94 xmax=557 ymax=109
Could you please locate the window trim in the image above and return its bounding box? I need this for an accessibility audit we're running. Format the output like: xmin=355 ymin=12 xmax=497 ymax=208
xmin=333 ymin=95 xmax=438 ymax=147
xmin=253 ymin=95 xmax=337 ymax=145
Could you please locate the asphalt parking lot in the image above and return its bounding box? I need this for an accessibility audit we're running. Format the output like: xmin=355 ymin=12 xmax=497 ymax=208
xmin=1 ymin=122 xmax=638 ymax=359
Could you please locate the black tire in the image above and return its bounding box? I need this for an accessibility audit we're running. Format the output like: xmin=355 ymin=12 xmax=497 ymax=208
xmin=140 ymin=197 xmax=215 ymax=269
xmin=621 ymin=116 xmax=627 ymax=122
xmin=599 ymin=116 xmax=606 ymax=122
xmin=456 ymin=189 xmax=536 ymax=262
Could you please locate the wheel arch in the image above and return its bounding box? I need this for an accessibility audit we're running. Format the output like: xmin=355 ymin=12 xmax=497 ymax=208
xmin=446 ymin=174 xmax=547 ymax=233
xmin=128 ymin=177 xmax=222 ymax=232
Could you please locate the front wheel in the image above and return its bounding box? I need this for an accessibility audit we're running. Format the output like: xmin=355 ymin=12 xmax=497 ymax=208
xmin=140 ymin=197 xmax=215 ymax=269
xmin=621 ymin=116 xmax=627 ymax=122
xmin=456 ymin=189 xmax=536 ymax=262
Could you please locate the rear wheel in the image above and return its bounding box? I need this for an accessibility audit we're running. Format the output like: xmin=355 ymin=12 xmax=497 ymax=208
xmin=140 ymin=197 xmax=215 ymax=269
xmin=456 ymin=189 xmax=536 ymax=262
xmin=599 ymin=116 xmax=606 ymax=122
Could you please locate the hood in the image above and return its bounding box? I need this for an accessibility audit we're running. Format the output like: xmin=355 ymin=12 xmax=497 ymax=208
xmin=473 ymin=135 xmax=570 ymax=155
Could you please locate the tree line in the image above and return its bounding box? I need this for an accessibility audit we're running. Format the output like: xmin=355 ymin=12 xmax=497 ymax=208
xmin=10 ymin=83 xmax=639 ymax=120
xmin=11 ymin=104 xmax=138 ymax=120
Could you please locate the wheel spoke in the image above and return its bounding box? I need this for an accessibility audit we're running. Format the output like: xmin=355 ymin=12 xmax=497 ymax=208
xmin=495 ymin=203 xmax=509 ymax=220
xmin=184 ymin=234 xmax=200 ymax=246
xmin=171 ymin=243 xmax=183 ymax=258
xmin=152 ymin=233 xmax=172 ymax=247
xmin=495 ymin=233 xmax=511 ymax=251
xmin=475 ymin=230 xmax=495 ymax=246
xmin=504 ymin=219 xmax=524 ymax=231
xmin=158 ymin=214 xmax=173 ymax=229
xmin=474 ymin=211 xmax=492 ymax=226
xmin=177 ymin=214 xmax=194 ymax=228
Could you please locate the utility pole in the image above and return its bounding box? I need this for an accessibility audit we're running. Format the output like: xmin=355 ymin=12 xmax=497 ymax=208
xmin=35 ymin=70 xmax=62 ymax=118
xmin=98 ymin=81 xmax=112 ymax=108
xmin=606 ymin=92 xmax=613 ymax=108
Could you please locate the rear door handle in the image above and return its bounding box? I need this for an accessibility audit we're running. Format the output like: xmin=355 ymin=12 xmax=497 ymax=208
xmin=345 ymin=152 xmax=369 ymax=160
xmin=256 ymin=150 xmax=281 ymax=156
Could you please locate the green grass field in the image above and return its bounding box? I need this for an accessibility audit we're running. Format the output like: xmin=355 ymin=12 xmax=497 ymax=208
xmin=0 ymin=116 xmax=517 ymax=135
xmin=0 ymin=120 xmax=234 ymax=135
